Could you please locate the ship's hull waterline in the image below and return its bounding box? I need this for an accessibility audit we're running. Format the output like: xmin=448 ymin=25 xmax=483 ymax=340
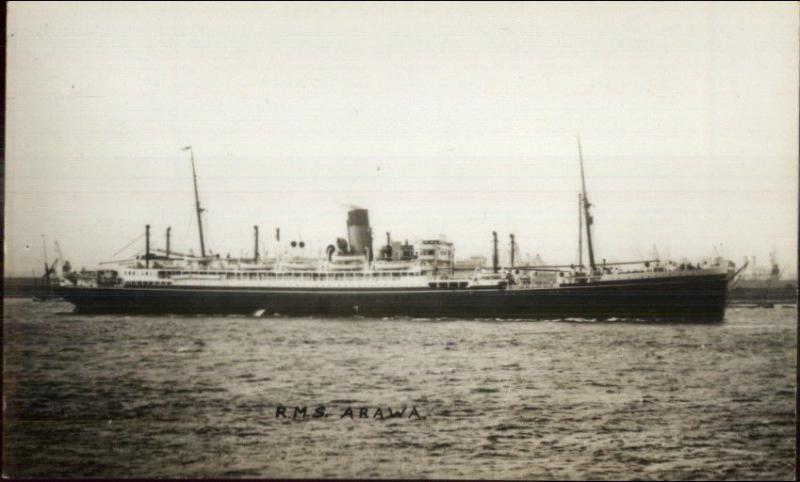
xmin=56 ymin=273 xmax=729 ymax=321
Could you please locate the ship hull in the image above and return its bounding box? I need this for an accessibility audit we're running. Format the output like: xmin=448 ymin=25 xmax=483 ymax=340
xmin=56 ymin=273 xmax=729 ymax=322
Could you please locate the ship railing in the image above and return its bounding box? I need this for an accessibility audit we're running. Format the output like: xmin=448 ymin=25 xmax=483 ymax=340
xmin=171 ymin=273 xmax=225 ymax=281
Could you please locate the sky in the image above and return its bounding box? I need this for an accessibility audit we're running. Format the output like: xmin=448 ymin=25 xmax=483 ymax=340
xmin=5 ymin=2 xmax=798 ymax=277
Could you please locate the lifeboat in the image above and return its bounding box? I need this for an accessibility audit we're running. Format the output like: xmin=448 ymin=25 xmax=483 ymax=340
xmin=372 ymin=259 xmax=418 ymax=271
xmin=280 ymin=256 xmax=318 ymax=271
xmin=326 ymin=253 xmax=367 ymax=271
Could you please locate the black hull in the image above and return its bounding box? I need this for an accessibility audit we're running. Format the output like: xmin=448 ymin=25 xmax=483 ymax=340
xmin=56 ymin=273 xmax=729 ymax=322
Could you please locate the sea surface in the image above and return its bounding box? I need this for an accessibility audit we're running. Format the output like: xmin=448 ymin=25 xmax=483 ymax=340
xmin=3 ymin=298 xmax=796 ymax=479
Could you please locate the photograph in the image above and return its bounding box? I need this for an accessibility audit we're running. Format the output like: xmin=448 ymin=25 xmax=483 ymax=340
xmin=3 ymin=2 xmax=797 ymax=479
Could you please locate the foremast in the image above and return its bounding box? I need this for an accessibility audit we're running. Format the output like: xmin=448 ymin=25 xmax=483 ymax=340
xmin=577 ymin=137 xmax=597 ymax=272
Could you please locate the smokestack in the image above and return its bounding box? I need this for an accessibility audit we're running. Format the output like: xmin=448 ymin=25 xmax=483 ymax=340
xmin=276 ymin=227 xmax=280 ymax=242
xmin=347 ymin=209 xmax=373 ymax=261
xmin=145 ymin=224 xmax=150 ymax=269
xmin=254 ymin=225 xmax=259 ymax=261
xmin=166 ymin=227 xmax=171 ymax=259
xmin=510 ymin=233 xmax=515 ymax=268
xmin=492 ymin=231 xmax=498 ymax=273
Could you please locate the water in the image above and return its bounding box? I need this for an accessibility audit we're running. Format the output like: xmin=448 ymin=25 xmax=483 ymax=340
xmin=3 ymin=298 xmax=796 ymax=479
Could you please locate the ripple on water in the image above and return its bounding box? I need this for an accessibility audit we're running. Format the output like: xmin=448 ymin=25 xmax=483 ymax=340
xmin=1 ymin=299 xmax=796 ymax=479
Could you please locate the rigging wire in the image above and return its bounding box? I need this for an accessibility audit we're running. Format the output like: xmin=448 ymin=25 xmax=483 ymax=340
xmin=181 ymin=211 xmax=193 ymax=254
xmin=109 ymin=233 xmax=145 ymax=259
xmin=204 ymin=209 xmax=212 ymax=255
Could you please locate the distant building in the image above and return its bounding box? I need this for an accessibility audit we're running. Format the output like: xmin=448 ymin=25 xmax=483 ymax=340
xmin=417 ymin=237 xmax=454 ymax=274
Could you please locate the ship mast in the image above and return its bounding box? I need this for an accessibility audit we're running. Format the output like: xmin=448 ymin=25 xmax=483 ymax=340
xmin=577 ymin=137 xmax=596 ymax=272
xmin=578 ymin=193 xmax=583 ymax=269
xmin=492 ymin=231 xmax=499 ymax=273
xmin=42 ymin=235 xmax=48 ymax=275
xmin=183 ymin=146 xmax=206 ymax=258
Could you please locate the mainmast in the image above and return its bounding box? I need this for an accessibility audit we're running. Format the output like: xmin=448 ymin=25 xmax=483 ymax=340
xmin=183 ymin=146 xmax=206 ymax=258
xmin=577 ymin=137 xmax=596 ymax=271
xmin=578 ymin=193 xmax=583 ymax=269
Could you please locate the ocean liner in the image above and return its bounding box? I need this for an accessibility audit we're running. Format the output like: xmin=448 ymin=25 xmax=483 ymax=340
xmin=55 ymin=145 xmax=734 ymax=321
